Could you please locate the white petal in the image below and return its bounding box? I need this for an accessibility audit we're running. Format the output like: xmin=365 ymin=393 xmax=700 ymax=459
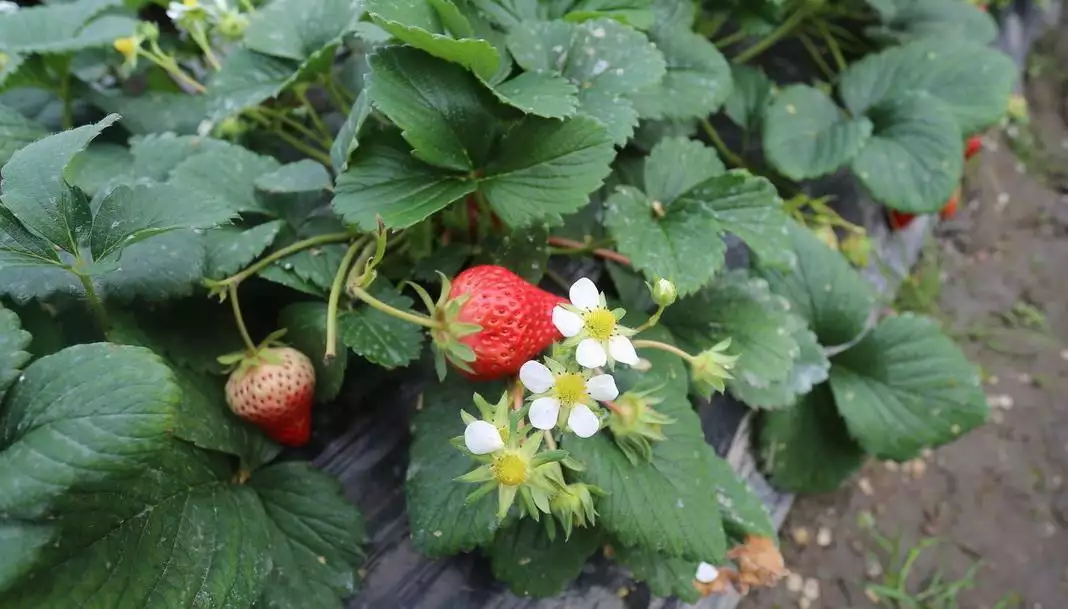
xmin=608 ymin=335 xmax=639 ymax=366
xmin=569 ymin=277 xmax=600 ymax=310
xmin=519 ymin=360 xmax=555 ymax=394
xmin=552 ymin=306 xmax=584 ymax=338
xmin=464 ymin=420 xmax=503 ymax=455
xmin=567 ymin=404 xmax=600 ymax=438
xmin=575 ymin=338 xmax=607 ymax=369
xmin=529 ymin=397 xmax=561 ymax=430
xmin=695 ymin=562 xmax=719 ymax=584
xmin=585 ymin=374 xmax=619 ymax=401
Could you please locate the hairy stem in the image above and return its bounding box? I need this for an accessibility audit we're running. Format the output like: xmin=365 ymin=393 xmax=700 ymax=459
xmin=631 ymin=339 xmax=694 ymax=362
xmin=734 ymin=6 xmax=811 ymax=63
xmin=547 ymin=236 xmax=631 ymax=266
xmin=349 ymin=286 xmax=441 ymax=329
xmin=324 ymin=238 xmax=369 ymax=361
xmin=797 ymin=31 xmax=836 ymax=81
xmin=190 ymin=25 xmax=221 ymax=70
xmin=78 ymin=274 xmax=109 ymax=332
xmin=229 ymin=284 xmax=257 ymax=353
xmin=699 ymin=118 xmax=747 ymax=169
xmin=816 ymin=20 xmax=848 ymax=72
xmin=218 ymin=232 xmax=354 ymax=287
xmin=59 ymin=62 xmax=73 ymax=130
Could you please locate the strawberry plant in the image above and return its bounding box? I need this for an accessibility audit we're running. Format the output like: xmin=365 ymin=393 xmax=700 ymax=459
xmin=0 ymin=0 xmax=1008 ymax=605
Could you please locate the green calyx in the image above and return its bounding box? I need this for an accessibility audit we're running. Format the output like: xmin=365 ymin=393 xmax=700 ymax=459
xmin=407 ymin=273 xmax=482 ymax=380
xmin=608 ymin=389 xmax=677 ymax=465
xmin=549 ymin=482 xmax=605 ymax=540
xmin=216 ymin=328 xmax=289 ymax=375
xmin=690 ymin=338 xmax=739 ymax=397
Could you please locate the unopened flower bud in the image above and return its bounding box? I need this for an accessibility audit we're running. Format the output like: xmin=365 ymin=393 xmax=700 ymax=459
xmin=549 ymin=482 xmax=602 ymax=539
xmin=137 ymin=21 xmax=160 ymax=42
xmin=650 ymin=278 xmax=677 ymax=307
xmin=464 ymin=420 xmax=503 ymax=455
xmin=608 ymin=390 xmax=675 ymax=464
xmin=216 ymin=10 xmax=248 ymax=39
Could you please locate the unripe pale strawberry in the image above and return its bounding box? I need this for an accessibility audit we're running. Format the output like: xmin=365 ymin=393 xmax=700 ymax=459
xmin=225 ymin=347 xmax=316 ymax=446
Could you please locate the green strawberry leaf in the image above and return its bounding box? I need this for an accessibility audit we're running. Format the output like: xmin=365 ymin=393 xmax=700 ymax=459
xmin=705 ymin=452 xmax=776 ymax=542
xmin=605 ymin=185 xmax=726 ymax=297
xmin=92 ymin=230 xmax=209 ymax=303
xmin=850 ymin=93 xmax=963 ymax=213
xmin=330 ymin=90 xmax=373 ymax=174
xmin=829 ymin=314 xmax=988 ymax=461
xmin=332 ymin=131 xmax=477 ymax=230
xmin=127 ymin=133 xmax=234 ymax=183
xmin=0 ymin=114 xmax=119 ymax=249
xmin=0 ymin=0 xmax=132 ymax=54
xmin=89 ymin=90 xmax=211 ymax=136
xmin=89 ymin=183 xmax=238 ymax=262
xmin=65 ymin=143 xmax=133 ymax=197
xmin=489 ymin=71 xmax=580 ymax=119
xmin=0 ymin=104 xmax=47 ymax=167
xmin=0 ymin=343 xmax=364 ymax=607
xmin=279 ymin=302 xmax=349 ymax=402
xmin=203 ymin=220 xmax=285 ymax=280
xmin=839 ymin=37 xmax=1015 ymax=136
xmin=728 ymin=324 xmax=829 ymax=410
xmin=167 ymin=139 xmax=281 ymax=215
xmin=613 ymin=545 xmax=700 ymax=603
xmin=205 ymin=48 xmax=334 ymax=121
xmin=367 ymin=45 xmax=509 ymax=172
xmin=759 ymin=383 xmax=866 ymax=493
xmin=255 ymin=160 xmax=332 ymax=193
xmin=629 ymin=25 xmax=731 ymax=120
xmin=244 ymin=0 xmax=362 ymax=61
xmin=724 ymin=65 xmax=773 ymax=132
xmin=606 ymin=138 xmax=787 ymax=296
xmin=406 ymin=376 xmax=502 ymax=556
xmin=753 ymin=220 xmax=874 ymax=347
xmin=368 ymin=0 xmax=501 ymax=81
xmin=472 ymin=224 xmax=551 ymax=283
xmin=867 ymin=0 xmax=997 ymax=45
xmin=565 ymin=0 xmax=655 ymax=28
xmin=339 ymin=282 xmax=425 ymax=368
xmin=664 ymin=270 xmax=800 ymax=390
xmin=507 ymin=18 xmax=666 ymax=143
xmin=565 ymin=330 xmax=726 ymax=562
xmin=488 ymin=519 xmax=602 ymax=597
xmin=481 ymin=114 xmax=615 ymax=227
xmin=0 ymin=305 xmax=31 ymax=404
xmin=763 ymin=85 xmax=873 ymax=180
xmin=250 ymin=462 xmax=367 ymax=608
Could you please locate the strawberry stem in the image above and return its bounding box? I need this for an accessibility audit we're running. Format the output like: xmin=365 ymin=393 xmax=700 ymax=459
xmin=630 ymin=339 xmax=695 ymax=363
xmin=547 ymin=236 xmax=631 ymax=266
xmin=229 ymin=284 xmax=258 ymax=354
xmin=325 ymin=237 xmax=372 ymax=362
xmin=349 ymin=285 xmax=441 ymax=330
xmin=213 ymin=232 xmax=356 ymax=288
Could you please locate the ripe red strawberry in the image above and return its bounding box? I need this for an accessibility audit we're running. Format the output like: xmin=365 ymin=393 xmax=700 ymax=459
xmin=445 ymin=265 xmax=565 ymax=381
xmin=225 ymin=347 xmax=316 ymax=446
xmin=940 ymin=190 xmax=961 ymax=220
xmin=965 ymin=136 xmax=982 ymax=160
xmin=888 ymin=209 xmax=916 ymax=230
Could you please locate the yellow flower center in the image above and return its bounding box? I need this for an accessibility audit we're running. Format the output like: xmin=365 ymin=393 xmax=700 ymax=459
xmin=492 ymin=452 xmax=528 ymax=486
xmin=584 ymin=308 xmax=617 ymax=341
xmin=554 ymin=373 xmax=587 ymax=407
xmin=183 ymin=0 xmax=199 ymax=7
xmin=113 ymin=37 xmax=137 ymax=59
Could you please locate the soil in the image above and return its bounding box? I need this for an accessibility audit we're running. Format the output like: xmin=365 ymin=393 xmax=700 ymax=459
xmin=742 ymin=30 xmax=1068 ymax=609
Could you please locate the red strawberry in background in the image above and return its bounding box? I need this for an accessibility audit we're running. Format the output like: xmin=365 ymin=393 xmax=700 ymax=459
xmin=965 ymin=136 xmax=982 ymax=160
xmin=941 ymin=188 xmax=961 ymax=219
xmin=225 ymin=346 xmax=316 ymax=446
xmin=443 ymin=265 xmax=565 ymax=381
xmin=888 ymin=209 xmax=916 ymax=230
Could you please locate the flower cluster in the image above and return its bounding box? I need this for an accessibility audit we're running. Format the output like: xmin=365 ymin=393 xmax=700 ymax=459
xmin=455 ymin=275 xmax=737 ymax=533
xmin=167 ymin=0 xmax=248 ymax=38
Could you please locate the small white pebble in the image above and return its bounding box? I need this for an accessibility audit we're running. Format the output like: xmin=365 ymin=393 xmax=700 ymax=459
xmin=791 ymin=527 xmax=811 ymax=546
xmin=816 ymin=527 xmax=832 ymax=547
xmin=858 ymin=477 xmax=874 ymax=496
xmin=798 ymin=598 xmax=812 ymax=609
xmin=786 ymin=572 xmax=804 ymax=593
xmin=996 ymin=192 xmax=1010 ymax=208
xmin=865 ymin=588 xmax=881 ymax=603
xmin=987 ymin=375 xmax=999 ymax=385
xmin=884 ymin=461 xmax=900 ymax=472
xmin=1060 ymin=349 xmax=1068 ymax=361
xmin=802 ymin=578 xmax=821 ymax=600
xmin=922 ymin=448 xmax=934 ymax=460
xmin=866 ymin=559 xmax=883 ymax=579
xmin=1017 ymin=372 xmax=1033 ymax=384
xmin=695 ymin=562 xmax=719 ymax=584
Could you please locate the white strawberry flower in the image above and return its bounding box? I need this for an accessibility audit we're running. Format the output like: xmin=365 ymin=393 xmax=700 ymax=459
xmin=463 ymin=420 xmax=504 ymax=455
xmin=552 ymin=277 xmax=638 ymax=369
xmin=519 ymin=359 xmax=618 ymax=438
xmin=167 ymin=0 xmax=215 ymax=26
xmin=695 ymin=562 xmax=719 ymax=584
